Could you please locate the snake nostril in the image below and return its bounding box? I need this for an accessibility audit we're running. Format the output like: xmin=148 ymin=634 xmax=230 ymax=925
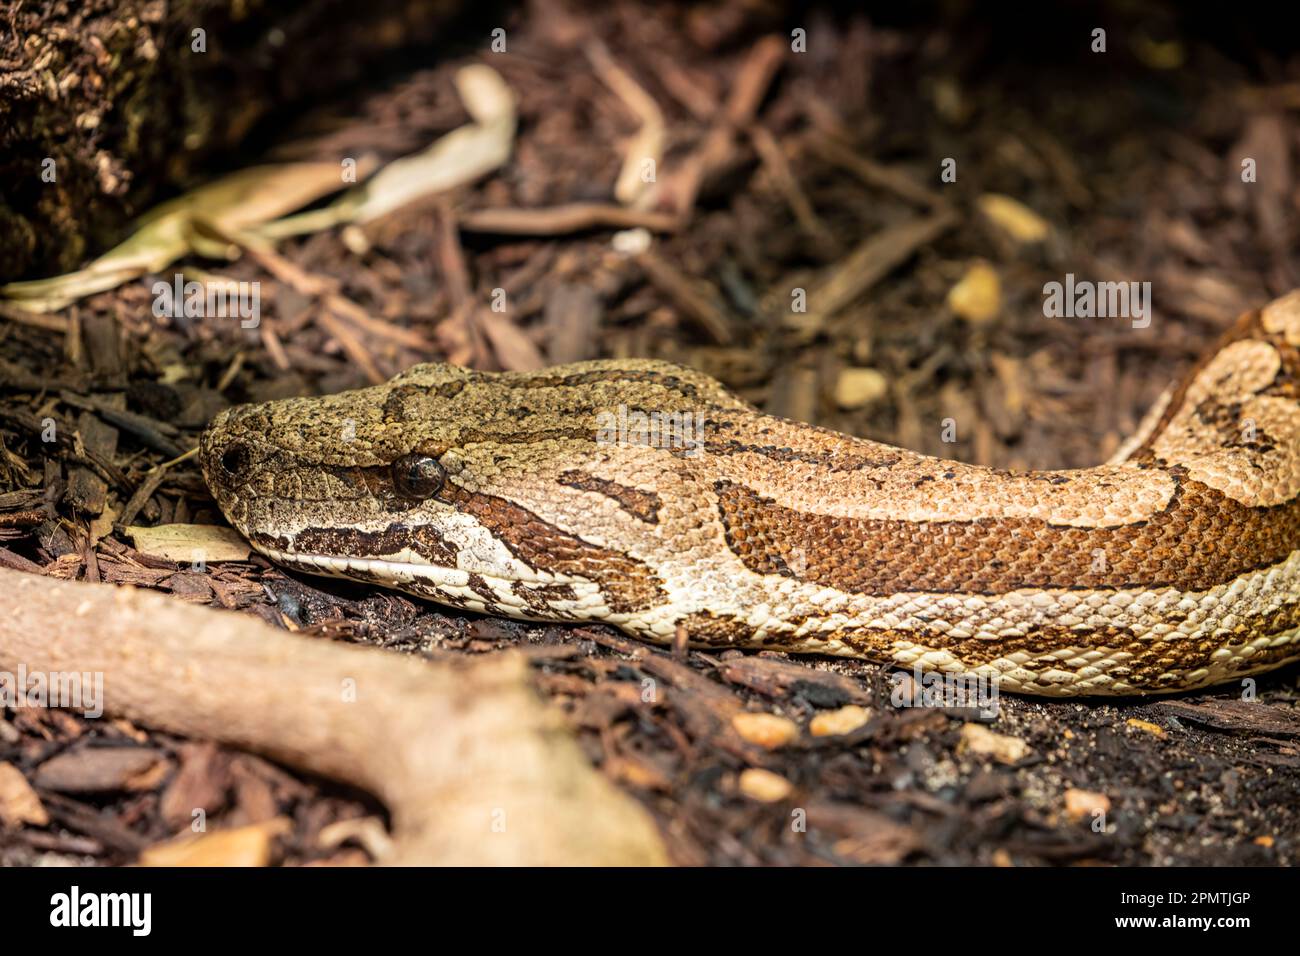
xmin=220 ymin=443 xmax=251 ymax=477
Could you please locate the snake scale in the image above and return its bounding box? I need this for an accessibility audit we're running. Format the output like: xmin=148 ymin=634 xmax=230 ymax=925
xmin=200 ymin=292 xmax=1300 ymax=696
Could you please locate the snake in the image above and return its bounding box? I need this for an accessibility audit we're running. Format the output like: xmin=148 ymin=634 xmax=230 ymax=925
xmin=199 ymin=291 xmax=1300 ymax=697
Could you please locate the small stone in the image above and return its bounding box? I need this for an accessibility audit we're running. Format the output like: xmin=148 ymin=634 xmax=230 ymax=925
xmin=1064 ymin=788 xmax=1110 ymax=823
xmin=947 ymin=261 xmax=1001 ymax=324
xmin=340 ymin=225 xmax=371 ymax=255
xmin=833 ymin=367 xmax=888 ymax=410
xmin=1254 ymin=835 xmax=1275 ymax=848
xmin=738 ymin=768 xmax=793 ymax=803
xmin=809 ymin=705 xmax=871 ymax=737
xmin=612 ymin=227 xmax=652 ymax=256
xmin=977 ymin=193 xmax=1051 ymax=244
xmin=731 ymin=712 xmax=799 ymax=750
xmin=1125 ymin=718 xmax=1167 ymax=739
xmin=959 ymin=723 xmax=1030 ymax=765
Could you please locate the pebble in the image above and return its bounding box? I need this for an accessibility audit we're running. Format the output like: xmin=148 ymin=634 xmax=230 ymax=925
xmin=959 ymin=723 xmax=1031 ymax=764
xmin=731 ymin=711 xmax=799 ymax=750
xmin=809 ymin=705 xmax=871 ymax=737
xmin=1064 ymin=788 xmax=1111 ymax=823
xmin=947 ymin=260 xmax=1001 ymax=323
xmin=833 ymin=367 xmax=888 ymax=409
xmin=738 ymin=768 xmax=793 ymax=803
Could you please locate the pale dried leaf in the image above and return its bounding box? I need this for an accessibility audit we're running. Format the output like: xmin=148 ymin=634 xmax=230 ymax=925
xmin=2 ymin=163 xmax=349 ymax=312
xmin=125 ymin=524 xmax=251 ymax=563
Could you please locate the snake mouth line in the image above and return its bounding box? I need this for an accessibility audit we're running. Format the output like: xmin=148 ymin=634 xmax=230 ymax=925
xmin=255 ymin=544 xmax=476 ymax=588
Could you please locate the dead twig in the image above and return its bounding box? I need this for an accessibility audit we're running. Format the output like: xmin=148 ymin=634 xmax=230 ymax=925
xmin=808 ymin=133 xmax=951 ymax=211
xmin=664 ymin=34 xmax=786 ymax=217
xmin=635 ymin=251 xmax=735 ymax=345
xmin=748 ymin=125 xmax=838 ymax=252
xmin=803 ymin=209 xmax=957 ymax=324
xmin=586 ymin=39 xmax=666 ymax=208
xmin=459 ymin=204 xmax=679 ymax=235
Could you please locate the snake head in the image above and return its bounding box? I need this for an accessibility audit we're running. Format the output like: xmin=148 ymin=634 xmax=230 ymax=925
xmin=199 ymin=359 xmax=744 ymax=626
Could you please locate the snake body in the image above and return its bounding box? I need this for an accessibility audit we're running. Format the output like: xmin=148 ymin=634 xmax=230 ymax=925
xmin=201 ymin=293 xmax=1300 ymax=696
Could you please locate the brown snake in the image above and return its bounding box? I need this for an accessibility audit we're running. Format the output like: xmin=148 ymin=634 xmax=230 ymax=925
xmin=201 ymin=292 xmax=1300 ymax=696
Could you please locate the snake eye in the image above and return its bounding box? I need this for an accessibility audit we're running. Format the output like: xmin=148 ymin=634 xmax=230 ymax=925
xmin=220 ymin=443 xmax=251 ymax=477
xmin=391 ymin=453 xmax=446 ymax=500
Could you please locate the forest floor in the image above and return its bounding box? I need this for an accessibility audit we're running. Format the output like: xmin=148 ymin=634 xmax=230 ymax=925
xmin=1 ymin=0 xmax=1298 ymax=865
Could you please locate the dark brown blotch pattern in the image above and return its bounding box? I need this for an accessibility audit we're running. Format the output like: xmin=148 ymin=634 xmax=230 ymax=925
xmin=713 ymin=476 xmax=1299 ymax=595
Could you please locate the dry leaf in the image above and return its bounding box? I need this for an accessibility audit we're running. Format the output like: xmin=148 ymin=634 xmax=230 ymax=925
xmin=125 ymin=524 xmax=251 ymax=563
xmin=2 ymin=163 xmax=351 ymax=312
xmin=257 ymin=64 xmax=518 ymax=237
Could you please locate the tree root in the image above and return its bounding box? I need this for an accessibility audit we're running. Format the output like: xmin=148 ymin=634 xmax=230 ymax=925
xmin=0 ymin=567 xmax=668 ymax=865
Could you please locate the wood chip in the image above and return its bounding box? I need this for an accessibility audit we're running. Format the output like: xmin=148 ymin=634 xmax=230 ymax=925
xmin=0 ymin=761 xmax=49 ymax=827
xmin=478 ymin=309 xmax=546 ymax=371
xmin=715 ymin=656 xmax=871 ymax=706
xmin=976 ymin=193 xmax=1051 ymax=244
xmin=635 ymin=250 xmax=734 ymax=345
xmin=66 ymin=411 xmax=118 ymax=515
xmin=805 ymin=801 xmax=921 ymax=864
xmin=34 ymin=746 xmax=169 ymax=793
xmin=138 ymin=818 xmax=292 ymax=867
xmin=159 ymin=749 xmax=228 ymax=831
xmin=1125 ymin=718 xmax=1168 ymax=739
xmin=1149 ymin=700 xmax=1300 ymax=739
xmin=544 ymin=283 xmax=602 ymax=364
xmin=459 ymin=204 xmax=678 ymax=235
xmin=803 ymin=210 xmax=956 ymax=324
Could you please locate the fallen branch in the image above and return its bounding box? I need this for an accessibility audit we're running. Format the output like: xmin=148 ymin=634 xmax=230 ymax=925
xmin=0 ymin=567 xmax=668 ymax=866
